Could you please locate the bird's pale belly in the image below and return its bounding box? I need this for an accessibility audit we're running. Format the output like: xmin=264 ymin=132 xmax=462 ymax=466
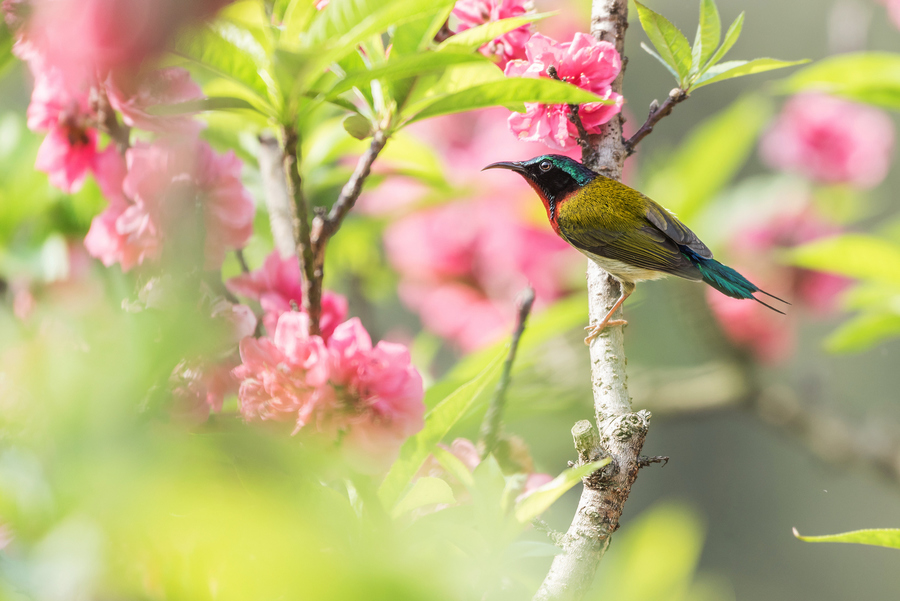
xmin=580 ymin=251 xmax=668 ymax=284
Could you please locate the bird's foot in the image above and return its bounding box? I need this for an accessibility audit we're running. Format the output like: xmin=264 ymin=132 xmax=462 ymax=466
xmin=583 ymin=320 xmax=627 ymax=345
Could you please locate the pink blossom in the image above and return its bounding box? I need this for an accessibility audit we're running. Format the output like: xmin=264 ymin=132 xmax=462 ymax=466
xmin=122 ymin=137 xmax=255 ymax=269
xmin=210 ymin=299 xmax=258 ymax=342
xmin=171 ymin=359 xmax=240 ymax=423
xmin=20 ymin=0 xmax=231 ymax=86
xmin=27 ymin=69 xmax=98 ymax=192
xmin=505 ymin=33 xmax=623 ymax=150
xmin=452 ymin=0 xmax=533 ymax=68
xmin=233 ymin=314 xmax=425 ymax=469
xmin=106 ymin=67 xmax=204 ymax=133
xmin=226 ymin=251 xmax=349 ymax=338
xmin=84 ymin=147 xmax=158 ymax=270
xmin=760 ymin=93 xmax=894 ymax=189
xmin=880 ymin=0 xmax=900 ymax=29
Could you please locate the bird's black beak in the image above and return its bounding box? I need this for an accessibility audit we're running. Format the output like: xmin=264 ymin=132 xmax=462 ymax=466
xmin=482 ymin=161 xmax=526 ymax=173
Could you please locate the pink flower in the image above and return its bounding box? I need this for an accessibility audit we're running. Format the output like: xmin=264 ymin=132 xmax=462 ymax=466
xmin=880 ymin=0 xmax=900 ymax=29
xmin=234 ymin=312 xmax=331 ymax=428
xmin=27 ymin=69 xmax=98 ymax=192
xmin=20 ymin=0 xmax=231 ymax=87
xmin=106 ymin=67 xmax=204 ymax=133
xmin=171 ymin=359 xmax=240 ymax=424
xmin=122 ymin=137 xmax=255 ymax=269
xmin=227 ymin=251 xmax=349 ymax=338
xmin=211 ymin=299 xmax=258 ymax=342
xmin=233 ymin=314 xmax=425 ymax=470
xmin=452 ymin=0 xmax=533 ymax=68
xmin=760 ymin=93 xmax=894 ymax=189
xmin=505 ymin=32 xmax=623 ymax=150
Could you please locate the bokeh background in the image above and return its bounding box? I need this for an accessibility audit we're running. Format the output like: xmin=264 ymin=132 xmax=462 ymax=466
xmin=1 ymin=0 xmax=899 ymax=599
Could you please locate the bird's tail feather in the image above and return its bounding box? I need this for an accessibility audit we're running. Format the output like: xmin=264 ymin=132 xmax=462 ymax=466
xmin=680 ymin=247 xmax=789 ymax=314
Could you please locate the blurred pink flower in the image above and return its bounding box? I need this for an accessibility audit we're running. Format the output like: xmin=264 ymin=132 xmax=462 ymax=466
xmin=106 ymin=67 xmax=204 ymax=133
xmin=879 ymin=0 xmax=900 ymax=29
xmin=384 ymin=196 xmax=577 ymax=350
xmin=505 ymin=32 xmax=623 ymax=150
xmin=84 ymin=147 xmax=158 ymax=270
xmin=20 ymin=0 xmax=230 ymax=87
xmin=233 ymin=314 xmax=425 ymax=470
xmin=122 ymin=137 xmax=255 ymax=269
xmin=452 ymin=0 xmax=533 ymax=68
xmin=227 ymin=251 xmax=349 ymax=338
xmin=210 ymin=299 xmax=258 ymax=342
xmin=172 ymin=359 xmax=240 ymax=424
xmin=27 ymin=69 xmax=98 ymax=192
xmin=760 ymin=93 xmax=894 ymax=189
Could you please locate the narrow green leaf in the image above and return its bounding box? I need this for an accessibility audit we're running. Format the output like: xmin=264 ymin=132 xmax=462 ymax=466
xmin=147 ymin=96 xmax=260 ymax=116
xmin=825 ymin=312 xmax=900 ymax=353
xmin=282 ymin=0 xmax=318 ymax=40
xmin=0 ymin=20 xmax=15 ymax=81
xmin=325 ymin=52 xmax=487 ymax=99
xmin=342 ymin=114 xmax=373 ymax=139
xmin=644 ymin=95 xmax=771 ymax=221
xmin=378 ymin=351 xmax=505 ymax=508
xmin=692 ymin=0 xmax=721 ymax=75
xmin=793 ymin=527 xmax=900 ymax=549
xmin=788 ymin=234 xmax=900 ymax=286
xmin=176 ymin=25 xmax=273 ymax=105
xmin=641 ymin=42 xmax=680 ymax=80
xmin=634 ymin=1 xmax=693 ymax=83
xmin=391 ymin=477 xmax=456 ymax=518
xmin=691 ymin=57 xmax=809 ymax=90
xmin=702 ymin=11 xmax=744 ymax=69
xmin=514 ymin=459 xmax=610 ymax=523
xmin=775 ymin=52 xmax=900 ymax=110
xmin=407 ymin=77 xmax=612 ymax=123
xmin=391 ymin=7 xmax=454 ymax=55
xmin=437 ymin=13 xmax=553 ymax=54
xmin=431 ymin=445 xmax=476 ymax=490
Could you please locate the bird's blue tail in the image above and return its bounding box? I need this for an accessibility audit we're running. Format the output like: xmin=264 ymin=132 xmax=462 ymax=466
xmin=680 ymin=247 xmax=788 ymax=314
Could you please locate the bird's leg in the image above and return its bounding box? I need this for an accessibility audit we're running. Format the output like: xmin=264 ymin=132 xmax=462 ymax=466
xmin=584 ymin=281 xmax=634 ymax=345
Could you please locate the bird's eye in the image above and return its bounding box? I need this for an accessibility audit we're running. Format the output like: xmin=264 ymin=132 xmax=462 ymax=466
xmin=539 ymin=160 xmax=552 ymax=172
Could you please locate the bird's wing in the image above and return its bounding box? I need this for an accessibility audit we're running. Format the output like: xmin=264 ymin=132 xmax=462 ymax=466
xmin=560 ymin=220 xmax=702 ymax=281
xmin=643 ymin=199 xmax=713 ymax=259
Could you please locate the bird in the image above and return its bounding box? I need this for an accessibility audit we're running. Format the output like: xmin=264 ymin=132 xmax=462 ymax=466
xmin=483 ymin=154 xmax=787 ymax=345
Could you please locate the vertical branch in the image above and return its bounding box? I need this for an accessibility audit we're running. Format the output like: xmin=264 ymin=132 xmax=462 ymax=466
xmin=258 ymin=135 xmax=299 ymax=259
xmin=281 ymin=126 xmax=321 ymax=335
xmin=479 ymin=286 xmax=536 ymax=459
xmin=534 ymin=1 xmax=652 ymax=599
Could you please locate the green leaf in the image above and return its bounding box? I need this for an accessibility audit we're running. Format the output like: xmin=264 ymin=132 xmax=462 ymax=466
xmin=703 ymin=11 xmax=744 ymax=69
xmin=391 ymin=8 xmax=456 ymax=56
xmin=378 ymin=351 xmax=505 ymax=508
xmin=692 ymin=0 xmax=721 ymax=75
xmin=407 ymin=77 xmax=613 ymax=123
xmin=282 ymin=0 xmax=318 ymax=40
xmin=325 ymin=52 xmax=488 ymax=99
xmin=788 ymin=234 xmax=900 ymax=286
xmin=147 ymin=96 xmax=261 ymax=116
xmin=342 ymin=114 xmax=373 ymax=139
xmin=634 ymin=1 xmax=693 ymax=83
xmin=0 ymin=20 xmax=15 ymax=81
xmin=793 ymin=527 xmax=900 ymax=549
xmin=691 ymin=57 xmax=809 ymax=90
xmin=176 ymin=25 xmax=273 ymax=107
xmin=825 ymin=312 xmax=900 ymax=353
xmin=776 ymin=52 xmax=900 ymax=110
xmin=641 ymin=42 xmax=680 ymax=81
xmin=390 ymin=477 xmax=456 ymax=518
xmin=305 ymin=0 xmax=454 ymax=49
xmin=644 ymin=94 xmax=771 ymax=221
xmin=514 ymin=459 xmax=610 ymax=523
xmin=431 ymin=445 xmax=476 ymax=490
xmin=436 ymin=13 xmax=552 ymax=54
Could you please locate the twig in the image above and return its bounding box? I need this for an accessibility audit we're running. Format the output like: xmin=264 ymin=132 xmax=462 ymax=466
xmin=623 ymin=88 xmax=689 ymax=157
xmin=533 ymin=1 xmax=648 ymax=599
xmin=479 ymin=286 xmax=536 ymax=460
xmin=280 ymin=126 xmax=320 ymax=334
xmin=546 ymin=66 xmax=592 ymax=154
xmin=235 ymin=249 xmax=251 ymax=274
xmin=90 ymin=85 xmax=131 ymax=152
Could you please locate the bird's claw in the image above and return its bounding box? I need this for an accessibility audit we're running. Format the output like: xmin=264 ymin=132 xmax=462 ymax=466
xmin=583 ymin=320 xmax=628 ymax=345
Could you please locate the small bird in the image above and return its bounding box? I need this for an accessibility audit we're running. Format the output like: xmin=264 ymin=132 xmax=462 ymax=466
xmin=484 ymin=154 xmax=787 ymax=344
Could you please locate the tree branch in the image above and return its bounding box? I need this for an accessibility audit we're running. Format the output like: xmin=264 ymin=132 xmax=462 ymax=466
xmin=534 ymin=1 xmax=648 ymax=599
xmin=623 ymin=88 xmax=689 ymax=157
xmin=479 ymin=286 xmax=536 ymax=459
xmin=280 ymin=126 xmax=320 ymax=334
xmin=258 ymin=134 xmax=299 ymax=259
xmin=546 ymin=66 xmax=591 ymax=154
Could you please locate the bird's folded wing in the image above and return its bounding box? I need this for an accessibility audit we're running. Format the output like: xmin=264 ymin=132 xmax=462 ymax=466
xmin=644 ymin=200 xmax=713 ymax=259
xmin=560 ymin=221 xmax=702 ymax=281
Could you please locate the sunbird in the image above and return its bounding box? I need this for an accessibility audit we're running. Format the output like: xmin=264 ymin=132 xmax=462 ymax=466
xmin=484 ymin=154 xmax=786 ymax=344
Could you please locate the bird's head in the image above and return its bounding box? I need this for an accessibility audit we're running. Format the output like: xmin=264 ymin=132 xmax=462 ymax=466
xmin=483 ymin=155 xmax=596 ymax=222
